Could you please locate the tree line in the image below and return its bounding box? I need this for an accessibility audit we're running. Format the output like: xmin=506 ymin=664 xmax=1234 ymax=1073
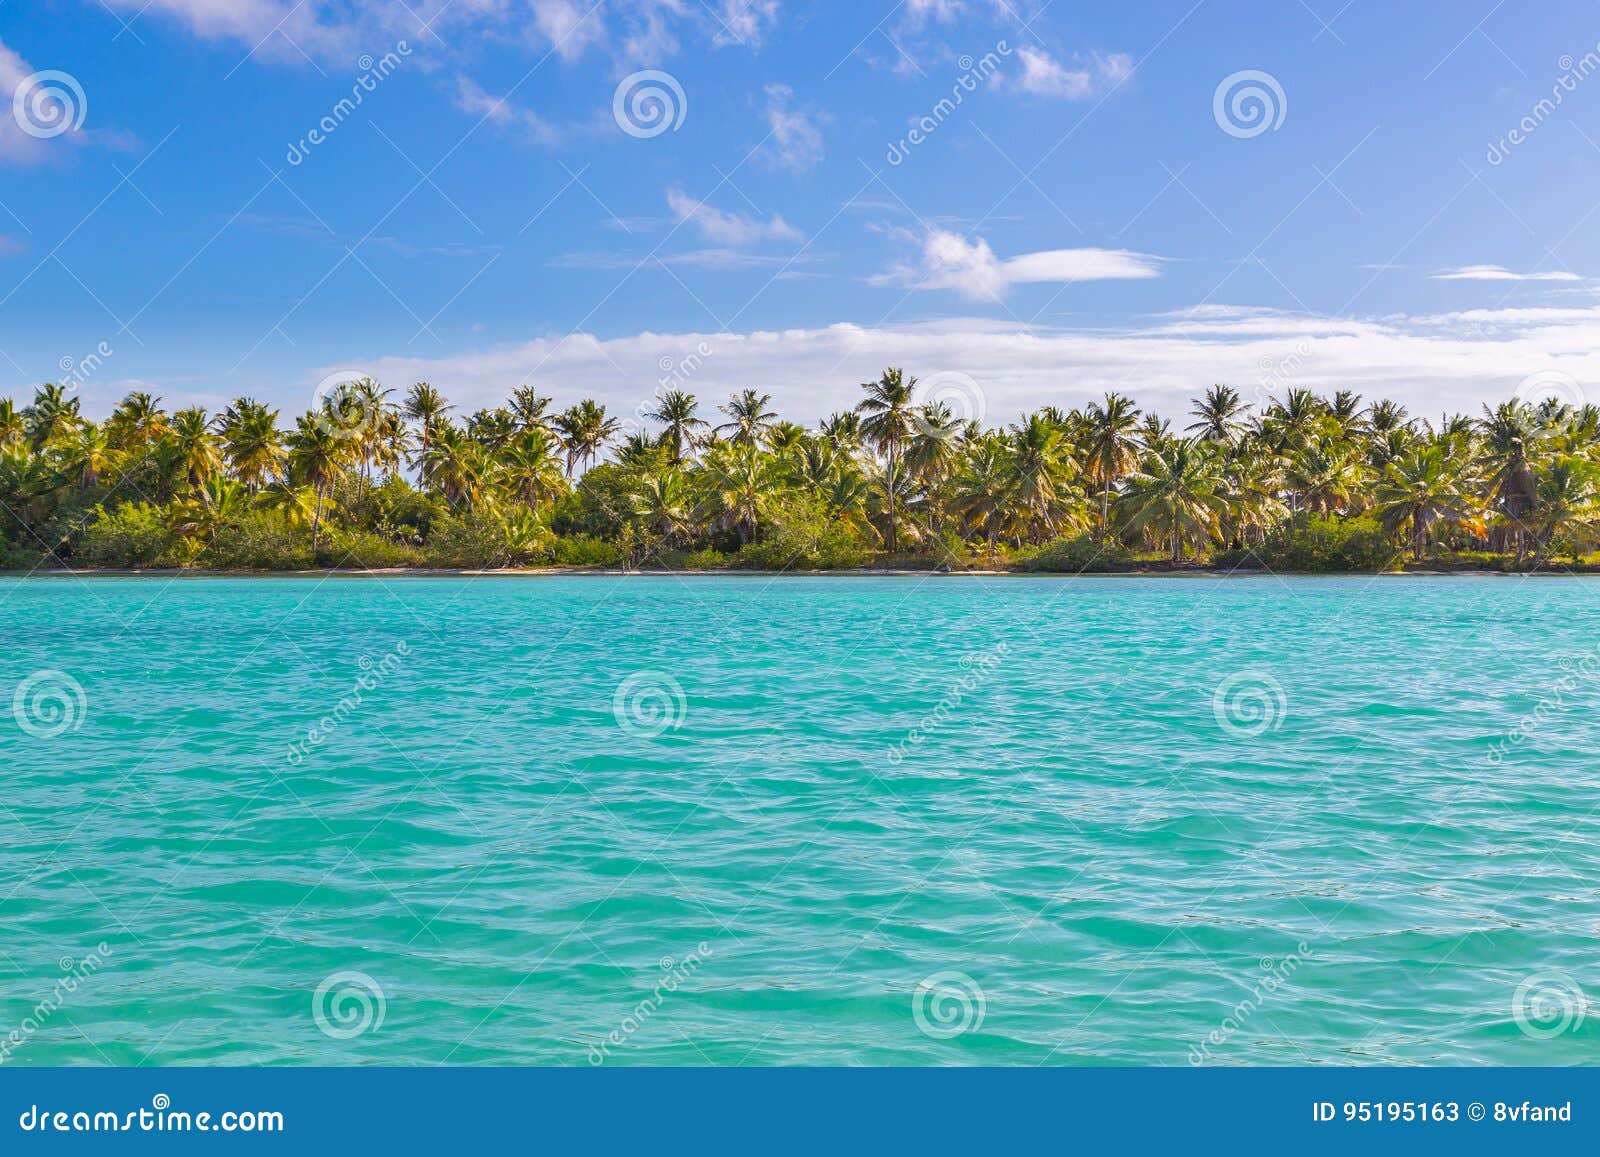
xmin=0 ymin=368 xmax=1594 ymax=572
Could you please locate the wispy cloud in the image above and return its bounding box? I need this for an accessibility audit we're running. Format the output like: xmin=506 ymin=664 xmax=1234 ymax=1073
xmin=761 ymin=84 xmax=823 ymax=171
xmin=1014 ymin=46 xmax=1132 ymax=100
xmin=454 ymin=75 xmax=565 ymax=145
xmin=1431 ymin=264 xmax=1582 ymax=283
xmin=666 ymin=188 xmax=802 ymax=245
xmin=878 ymin=227 xmax=1160 ymax=300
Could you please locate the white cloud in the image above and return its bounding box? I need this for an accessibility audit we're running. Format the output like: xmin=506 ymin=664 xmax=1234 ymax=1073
xmin=712 ymin=0 xmax=781 ymax=46
xmin=318 ymin=304 xmax=1600 ymax=428
xmin=879 ymin=228 xmax=1160 ymax=300
xmin=453 ymin=76 xmax=564 ymax=145
xmin=666 ymin=188 xmax=802 ymax=245
xmin=1431 ymin=264 xmax=1583 ymax=283
xmin=1014 ymin=46 xmax=1132 ymax=100
xmin=761 ymin=84 xmax=823 ymax=171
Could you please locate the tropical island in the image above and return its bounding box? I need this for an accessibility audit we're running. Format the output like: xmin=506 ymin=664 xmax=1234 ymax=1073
xmin=0 ymin=368 xmax=1591 ymax=575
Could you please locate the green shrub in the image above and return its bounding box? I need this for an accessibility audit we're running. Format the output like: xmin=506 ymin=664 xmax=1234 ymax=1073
xmin=551 ymin=534 xmax=622 ymax=567
xmin=735 ymin=495 xmax=871 ymax=570
xmin=1259 ymin=515 xmax=1396 ymax=573
xmin=675 ymin=546 xmax=730 ymax=570
xmin=75 ymin=502 xmax=181 ymax=568
xmin=1013 ymin=533 xmax=1133 ymax=573
xmin=323 ymin=527 xmax=423 ymax=569
xmin=197 ymin=512 xmax=314 ymax=570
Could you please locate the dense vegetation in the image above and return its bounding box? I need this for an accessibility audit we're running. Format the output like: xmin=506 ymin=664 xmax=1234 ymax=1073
xmin=1 ymin=370 xmax=1596 ymax=573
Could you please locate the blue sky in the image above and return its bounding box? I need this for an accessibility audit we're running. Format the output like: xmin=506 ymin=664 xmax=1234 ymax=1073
xmin=2 ymin=0 xmax=1600 ymax=424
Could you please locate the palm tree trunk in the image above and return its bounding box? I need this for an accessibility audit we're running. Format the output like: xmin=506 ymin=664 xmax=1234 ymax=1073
xmin=885 ymin=443 xmax=898 ymax=554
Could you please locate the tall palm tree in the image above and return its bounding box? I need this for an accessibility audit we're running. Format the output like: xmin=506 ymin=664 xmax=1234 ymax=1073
xmin=856 ymin=368 xmax=917 ymax=552
xmin=715 ymin=389 xmax=777 ymax=448
xmin=168 ymin=407 xmax=222 ymax=488
xmin=554 ymin=400 xmax=621 ymax=476
xmin=1118 ymin=438 xmax=1229 ymax=562
xmin=646 ymin=389 xmax=707 ymax=463
xmin=403 ymin=382 xmax=452 ymax=458
xmin=286 ymin=414 xmax=349 ymax=552
xmin=508 ymin=387 xmax=553 ymax=434
xmin=217 ymin=398 xmax=285 ymax=490
xmin=1083 ymin=392 xmax=1141 ymax=539
xmin=1186 ymin=385 xmax=1246 ymax=448
xmin=1373 ymin=443 xmax=1482 ymax=561
xmin=1522 ymin=455 xmax=1600 ymax=568
xmin=1477 ymin=400 xmax=1541 ymax=561
xmin=24 ymin=383 xmax=80 ymax=450
xmin=496 ymin=428 xmax=566 ymax=508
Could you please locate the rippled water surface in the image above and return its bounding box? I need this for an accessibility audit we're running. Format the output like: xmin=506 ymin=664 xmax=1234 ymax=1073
xmin=3 ymin=574 xmax=1599 ymax=1066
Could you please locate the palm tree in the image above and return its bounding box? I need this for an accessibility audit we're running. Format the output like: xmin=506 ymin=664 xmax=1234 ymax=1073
xmin=1118 ymin=438 xmax=1229 ymax=562
xmin=715 ymin=389 xmax=777 ymax=448
xmin=168 ymin=407 xmax=222 ymax=488
xmin=1522 ymin=455 xmax=1600 ymax=568
xmin=646 ymin=389 xmax=707 ymax=463
xmin=286 ymin=414 xmax=349 ymax=552
xmin=24 ymin=383 xmax=80 ymax=450
xmin=1186 ymin=385 xmax=1246 ymax=448
xmin=698 ymin=444 xmax=779 ymax=544
xmin=403 ymin=382 xmax=452 ymax=457
xmin=1477 ymin=401 xmax=1541 ymax=561
xmin=508 ymin=387 xmax=553 ymax=433
xmin=496 ymin=428 xmax=566 ymax=508
xmin=60 ymin=421 xmax=115 ymax=488
xmin=554 ymin=400 xmax=621 ymax=476
xmin=630 ymin=469 xmax=695 ymax=544
xmin=1007 ymin=413 xmax=1076 ymax=542
xmin=856 ymin=368 xmax=917 ymax=552
xmin=1373 ymin=443 xmax=1482 ymax=561
xmin=169 ymin=476 xmax=252 ymax=543
xmin=217 ymin=398 xmax=285 ymax=490
xmin=1083 ymin=392 xmax=1141 ymax=538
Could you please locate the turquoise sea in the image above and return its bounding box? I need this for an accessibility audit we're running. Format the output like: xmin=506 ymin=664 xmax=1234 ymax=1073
xmin=2 ymin=574 xmax=1598 ymax=1066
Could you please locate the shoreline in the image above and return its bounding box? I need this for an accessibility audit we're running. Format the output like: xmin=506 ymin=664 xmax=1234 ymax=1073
xmin=0 ymin=565 xmax=1557 ymax=579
